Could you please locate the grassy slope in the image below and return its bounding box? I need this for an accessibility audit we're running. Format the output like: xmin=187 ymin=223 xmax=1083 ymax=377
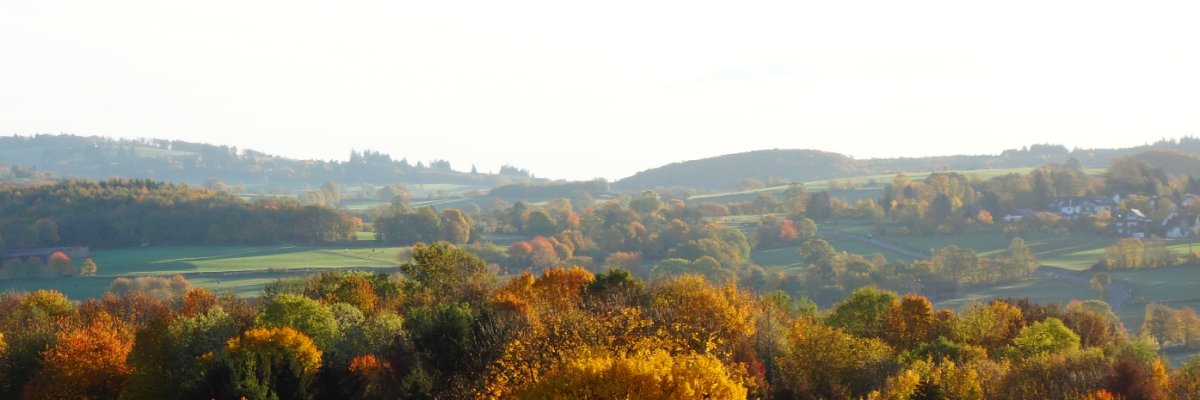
xmin=0 ymin=244 xmax=409 ymax=299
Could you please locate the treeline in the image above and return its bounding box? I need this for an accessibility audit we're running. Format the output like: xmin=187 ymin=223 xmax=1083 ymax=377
xmin=615 ymin=138 xmax=1200 ymax=191
xmin=372 ymin=189 xmax=1037 ymax=304
xmin=486 ymin=179 xmax=610 ymax=201
xmin=0 ymin=134 xmax=540 ymax=187
xmin=696 ymin=156 xmax=1198 ymax=238
xmin=1095 ymin=237 xmax=1200 ymax=270
xmin=0 ymin=179 xmax=361 ymax=249
xmin=1 ymin=243 xmax=1198 ymax=399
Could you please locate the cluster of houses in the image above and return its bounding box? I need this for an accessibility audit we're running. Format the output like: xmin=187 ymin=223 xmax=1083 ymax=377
xmin=1003 ymin=194 xmax=1200 ymax=239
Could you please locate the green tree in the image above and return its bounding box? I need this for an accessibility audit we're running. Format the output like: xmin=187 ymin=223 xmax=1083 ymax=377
xmin=400 ymin=241 xmax=492 ymax=305
xmin=825 ymin=286 xmax=899 ymax=339
xmin=28 ymin=218 xmax=59 ymax=247
xmin=257 ymin=294 xmax=340 ymax=349
xmin=1010 ymin=317 xmax=1080 ymax=358
xmin=524 ymin=210 xmax=558 ymax=237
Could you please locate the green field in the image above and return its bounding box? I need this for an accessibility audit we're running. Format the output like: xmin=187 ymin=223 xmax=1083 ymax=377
xmin=936 ymin=278 xmax=1101 ymax=310
xmin=89 ymin=245 xmax=406 ymax=276
xmin=0 ymin=274 xmax=290 ymax=300
xmin=689 ymin=167 xmax=1106 ymax=203
xmin=881 ymin=231 xmax=1116 ymax=270
xmin=0 ymin=245 xmax=410 ymax=299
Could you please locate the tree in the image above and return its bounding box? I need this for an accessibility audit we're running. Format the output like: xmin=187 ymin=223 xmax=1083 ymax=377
xmin=222 ymin=327 xmax=323 ymax=400
xmin=649 ymin=274 xmax=756 ymax=361
xmin=825 ymin=286 xmax=898 ymax=339
xmin=320 ymin=182 xmax=341 ymax=206
xmin=524 ymin=210 xmax=558 ymax=237
xmin=882 ymin=294 xmax=937 ymax=350
xmin=400 ymin=241 xmax=491 ymax=305
xmin=440 ymin=209 xmax=471 ymax=244
xmin=79 ymin=258 xmax=98 ymax=276
xmin=0 ymin=257 xmax=22 ymax=279
xmin=514 ymin=350 xmax=747 ymax=400
xmin=47 ymin=251 xmax=72 ymax=278
xmin=736 ymin=178 xmax=765 ymax=191
xmin=1091 ymin=272 xmax=1112 ymax=296
xmin=257 ymin=294 xmax=340 ymax=349
xmin=1010 ymin=317 xmax=1080 ymax=358
xmin=22 ymin=312 xmax=133 ymax=399
xmin=777 ymin=317 xmax=895 ymax=399
xmin=629 ymin=190 xmax=663 ymax=214
xmin=28 ymin=218 xmax=59 ymax=247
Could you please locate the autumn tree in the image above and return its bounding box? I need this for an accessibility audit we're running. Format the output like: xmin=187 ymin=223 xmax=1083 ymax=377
xmin=777 ymin=317 xmax=895 ymax=399
xmin=47 ymin=251 xmax=72 ymax=278
xmin=79 ymin=258 xmax=98 ymax=276
xmin=22 ymin=312 xmax=133 ymax=400
xmin=514 ymin=350 xmax=747 ymax=400
xmin=649 ymin=274 xmax=756 ymax=361
xmin=440 ymin=208 xmax=471 ymax=244
xmin=220 ymin=327 xmax=323 ymax=400
xmin=882 ymin=294 xmax=937 ymax=350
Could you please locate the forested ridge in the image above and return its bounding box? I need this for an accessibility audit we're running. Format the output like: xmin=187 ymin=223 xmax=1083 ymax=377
xmin=0 ymin=134 xmax=539 ymax=188
xmin=616 ymin=138 xmax=1200 ymax=190
xmin=0 ymin=179 xmax=361 ymax=249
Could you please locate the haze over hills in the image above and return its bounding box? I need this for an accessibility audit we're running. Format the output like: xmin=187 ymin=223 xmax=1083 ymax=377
xmin=615 ymin=138 xmax=1200 ymax=191
xmin=0 ymin=134 xmax=542 ymax=191
xmin=5 ymin=134 xmax=1200 ymax=196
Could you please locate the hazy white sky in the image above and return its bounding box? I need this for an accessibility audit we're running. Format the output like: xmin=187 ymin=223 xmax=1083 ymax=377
xmin=2 ymin=1 xmax=1198 ymax=180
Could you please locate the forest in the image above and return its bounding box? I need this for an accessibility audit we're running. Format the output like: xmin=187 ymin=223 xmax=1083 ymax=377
xmin=0 ymin=242 xmax=1196 ymax=399
xmin=5 ymin=140 xmax=1200 ymax=399
xmin=0 ymin=179 xmax=361 ymax=249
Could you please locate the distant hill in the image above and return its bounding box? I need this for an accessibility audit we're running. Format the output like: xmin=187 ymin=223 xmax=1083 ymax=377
xmin=614 ymin=149 xmax=867 ymax=192
xmin=1120 ymin=149 xmax=1200 ymax=178
xmin=0 ymin=134 xmax=542 ymax=190
xmin=616 ymin=138 xmax=1200 ymax=191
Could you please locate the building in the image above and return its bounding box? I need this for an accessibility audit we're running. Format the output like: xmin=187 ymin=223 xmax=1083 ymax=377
xmin=1050 ymin=195 xmax=1118 ymax=219
xmin=1114 ymin=209 xmax=1151 ymax=238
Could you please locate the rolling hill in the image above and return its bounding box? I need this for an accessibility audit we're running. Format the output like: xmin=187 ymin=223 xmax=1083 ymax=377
xmin=0 ymin=134 xmax=542 ymax=191
xmin=615 ymin=138 xmax=1200 ymax=191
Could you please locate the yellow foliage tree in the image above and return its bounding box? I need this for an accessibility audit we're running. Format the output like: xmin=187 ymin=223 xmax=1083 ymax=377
xmin=226 ymin=326 xmax=323 ymax=375
xmin=650 ymin=274 xmax=757 ymax=359
xmin=514 ymin=349 xmax=747 ymax=400
xmin=882 ymin=295 xmax=936 ymax=350
xmin=777 ymin=317 xmax=895 ymax=399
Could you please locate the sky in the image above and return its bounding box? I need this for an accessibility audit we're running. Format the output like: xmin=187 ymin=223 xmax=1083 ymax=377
xmin=2 ymin=1 xmax=1199 ymax=181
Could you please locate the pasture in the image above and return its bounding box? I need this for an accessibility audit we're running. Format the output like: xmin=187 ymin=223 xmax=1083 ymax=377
xmin=88 ymin=245 xmax=406 ymax=276
xmin=0 ymin=244 xmax=409 ymax=299
xmin=688 ymin=167 xmax=1106 ymax=203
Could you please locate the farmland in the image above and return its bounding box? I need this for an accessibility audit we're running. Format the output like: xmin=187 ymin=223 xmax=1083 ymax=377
xmin=0 ymin=244 xmax=407 ymax=299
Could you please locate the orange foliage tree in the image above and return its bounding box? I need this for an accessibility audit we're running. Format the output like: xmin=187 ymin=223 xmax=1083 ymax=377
xmin=47 ymin=252 xmax=73 ymax=277
xmin=22 ymin=312 xmax=133 ymax=399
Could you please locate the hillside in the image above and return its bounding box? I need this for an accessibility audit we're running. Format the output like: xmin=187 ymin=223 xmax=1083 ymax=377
xmin=616 ymin=138 xmax=1200 ymax=191
xmin=614 ymin=149 xmax=867 ymax=191
xmin=0 ymin=134 xmax=542 ymax=190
